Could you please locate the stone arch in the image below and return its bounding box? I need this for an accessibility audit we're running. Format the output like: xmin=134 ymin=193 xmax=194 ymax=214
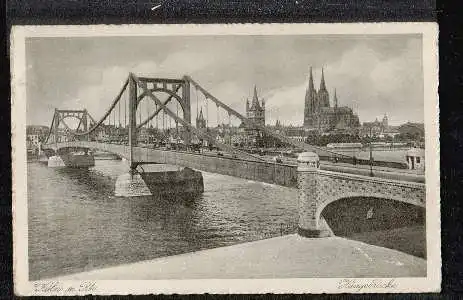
xmin=315 ymin=191 xmax=418 ymax=226
xmin=318 ymin=195 xmax=426 ymax=258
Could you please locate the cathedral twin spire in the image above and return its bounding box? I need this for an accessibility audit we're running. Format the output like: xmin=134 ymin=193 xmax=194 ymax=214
xmin=305 ymin=66 xmax=331 ymax=114
xmin=319 ymin=67 xmax=327 ymax=92
xmin=308 ymin=66 xmax=327 ymax=92
xmin=308 ymin=66 xmax=315 ymax=93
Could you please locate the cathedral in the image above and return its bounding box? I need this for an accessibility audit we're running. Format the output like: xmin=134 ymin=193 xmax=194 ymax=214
xmin=303 ymin=67 xmax=360 ymax=133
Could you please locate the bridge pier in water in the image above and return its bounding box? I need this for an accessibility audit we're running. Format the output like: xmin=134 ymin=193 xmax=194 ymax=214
xmin=115 ymin=165 xmax=204 ymax=198
xmin=44 ymin=149 xmax=95 ymax=168
xmin=115 ymin=170 xmax=152 ymax=197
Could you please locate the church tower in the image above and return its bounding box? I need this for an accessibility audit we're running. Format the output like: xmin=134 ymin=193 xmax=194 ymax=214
xmin=382 ymin=113 xmax=389 ymax=128
xmin=246 ymin=85 xmax=265 ymax=127
xmin=196 ymin=107 xmax=206 ymax=129
xmin=245 ymin=85 xmax=266 ymax=146
xmin=317 ymin=67 xmax=330 ymax=109
xmin=304 ymin=67 xmax=318 ymax=127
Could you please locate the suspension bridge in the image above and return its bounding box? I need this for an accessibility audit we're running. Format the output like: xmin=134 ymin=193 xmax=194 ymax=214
xmin=41 ymin=73 xmax=426 ymax=237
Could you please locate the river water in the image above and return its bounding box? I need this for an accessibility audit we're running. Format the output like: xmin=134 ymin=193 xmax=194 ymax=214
xmin=28 ymin=159 xmax=425 ymax=280
xmin=28 ymin=160 xmax=298 ymax=280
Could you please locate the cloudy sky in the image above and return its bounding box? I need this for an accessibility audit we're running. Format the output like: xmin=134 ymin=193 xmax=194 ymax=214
xmin=26 ymin=34 xmax=423 ymax=127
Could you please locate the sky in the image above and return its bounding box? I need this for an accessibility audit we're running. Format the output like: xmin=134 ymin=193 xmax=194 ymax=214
xmin=26 ymin=34 xmax=423 ymax=127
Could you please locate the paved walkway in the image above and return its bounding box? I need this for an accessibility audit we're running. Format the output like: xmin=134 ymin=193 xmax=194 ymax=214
xmin=50 ymin=235 xmax=426 ymax=280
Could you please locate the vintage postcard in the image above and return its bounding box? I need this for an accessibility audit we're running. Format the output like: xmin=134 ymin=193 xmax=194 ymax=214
xmin=12 ymin=23 xmax=439 ymax=295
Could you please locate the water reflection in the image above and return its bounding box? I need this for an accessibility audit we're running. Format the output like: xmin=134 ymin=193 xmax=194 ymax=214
xmin=29 ymin=159 xmax=425 ymax=280
xmin=28 ymin=161 xmax=298 ymax=280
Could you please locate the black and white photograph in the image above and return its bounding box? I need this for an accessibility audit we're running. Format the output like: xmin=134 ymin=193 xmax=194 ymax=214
xmin=12 ymin=23 xmax=439 ymax=295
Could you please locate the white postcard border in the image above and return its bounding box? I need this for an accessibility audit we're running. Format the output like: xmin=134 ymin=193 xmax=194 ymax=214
xmin=11 ymin=22 xmax=440 ymax=295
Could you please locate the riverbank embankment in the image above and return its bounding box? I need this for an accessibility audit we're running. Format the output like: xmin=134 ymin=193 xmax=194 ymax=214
xmin=48 ymin=234 xmax=426 ymax=280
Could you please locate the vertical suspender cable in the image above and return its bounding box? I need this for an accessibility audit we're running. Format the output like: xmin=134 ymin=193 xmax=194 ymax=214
xmin=195 ymin=87 xmax=199 ymax=122
xmin=206 ymin=94 xmax=209 ymax=130
xmin=110 ymin=109 xmax=113 ymax=141
xmin=138 ymin=101 xmax=141 ymax=127
xmin=118 ymin=98 xmax=121 ymax=128
xmin=169 ymin=102 xmax=172 ymax=129
xmin=146 ymin=99 xmax=149 ymax=128
xmin=124 ymin=92 xmax=127 ymax=129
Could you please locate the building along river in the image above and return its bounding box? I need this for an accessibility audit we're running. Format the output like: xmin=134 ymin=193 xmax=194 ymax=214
xmin=28 ymin=159 xmax=425 ymax=280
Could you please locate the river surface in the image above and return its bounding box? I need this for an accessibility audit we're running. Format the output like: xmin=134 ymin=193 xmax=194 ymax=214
xmin=28 ymin=160 xmax=298 ymax=280
xmin=28 ymin=159 xmax=425 ymax=280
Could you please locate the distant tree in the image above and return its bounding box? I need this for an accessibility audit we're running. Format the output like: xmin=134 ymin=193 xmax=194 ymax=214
xmin=305 ymin=132 xmax=320 ymax=145
xmin=255 ymin=133 xmax=265 ymax=148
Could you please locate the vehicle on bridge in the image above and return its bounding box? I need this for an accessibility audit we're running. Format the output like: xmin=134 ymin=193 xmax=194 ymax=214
xmin=273 ymin=156 xmax=283 ymax=163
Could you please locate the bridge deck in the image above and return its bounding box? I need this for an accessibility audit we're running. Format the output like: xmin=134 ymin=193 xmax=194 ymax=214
xmin=44 ymin=141 xmax=425 ymax=188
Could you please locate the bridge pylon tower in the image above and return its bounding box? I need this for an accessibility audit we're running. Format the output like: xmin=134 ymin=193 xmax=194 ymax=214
xmin=47 ymin=108 xmax=93 ymax=148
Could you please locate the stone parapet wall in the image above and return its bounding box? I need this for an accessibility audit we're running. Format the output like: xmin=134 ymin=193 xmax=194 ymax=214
xmin=296 ymin=151 xmax=426 ymax=238
xmin=133 ymin=147 xmax=298 ymax=188
xmin=315 ymin=170 xmax=425 ymax=226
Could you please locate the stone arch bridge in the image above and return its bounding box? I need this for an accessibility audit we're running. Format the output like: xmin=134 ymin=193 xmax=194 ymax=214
xmin=296 ymin=152 xmax=425 ymax=237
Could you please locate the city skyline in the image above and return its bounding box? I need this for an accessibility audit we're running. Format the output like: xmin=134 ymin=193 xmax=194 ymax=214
xmin=26 ymin=34 xmax=423 ymax=127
